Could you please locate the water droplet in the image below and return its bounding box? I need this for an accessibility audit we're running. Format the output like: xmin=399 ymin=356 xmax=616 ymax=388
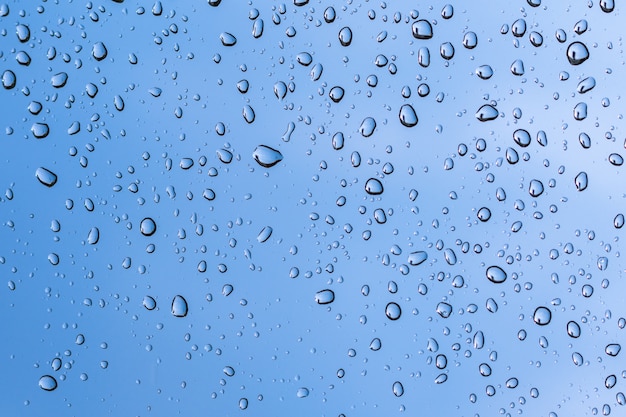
xmin=605 ymin=343 xmax=621 ymax=357
xmin=529 ymin=179 xmax=544 ymax=197
xmin=39 ymin=375 xmax=58 ymax=391
xmin=479 ymin=363 xmax=492 ymax=377
xmin=140 ymin=218 xmax=157 ymax=236
xmin=476 ymin=65 xmax=494 ymax=80
xmin=566 ymin=321 xmax=581 ymax=338
xmin=257 ymin=226 xmax=273 ymax=243
xmin=572 ymin=352 xmax=584 ymax=366
xmin=143 ymin=296 xmax=157 ymax=310
xmin=600 ymin=0 xmax=615 ymax=12
xmin=369 ymin=338 xmax=382 ymax=351
xmin=506 ymin=378 xmax=519 ymax=388
xmin=574 ymin=171 xmax=588 ymax=191
xmin=577 ymin=77 xmax=596 ymax=94
xmin=338 ymin=27 xmax=352 ymax=46
xmin=392 ymin=381 xmax=404 ymax=397
xmin=473 ymin=331 xmax=485 ymax=349
xmin=463 ymin=31 xmax=478 ymax=49
xmin=253 ymin=145 xmax=283 ymax=168
xmin=296 ymin=52 xmax=313 ymax=66
xmin=533 ymin=307 xmax=552 ymax=325
xmin=441 ymin=4 xmax=454 ymax=19
xmin=444 ymin=248 xmax=457 ymax=265
xmin=475 ymin=104 xmax=499 ymax=121
xmin=529 ymin=31 xmax=544 ymax=47
xmin=296 ymin=387 xmax=309 ymax=398
xmin=364 ymin=178 xmax=385 ymax=197
xmin=87 ymin=227 xmax=100 ymax=245
xmin=436 ymin=302 xmax=452 ymax=318
xmin=359 ymin=117 xmax=376 ymax=137
xmin=513 ymin=129 xmax=531 ymax=147
xmin=408 ymin=251 xmax=428 ymax=266
xmin=35 ymin=167 xmax=58 ymax=187
xmin=329 ymin=86 xmax=345 ymax=103
xmin=92 ymin=42 xmax=108 ymax=61
xmin=242 ymin=105 xmax=255 ymax=123
xmin=399 ymin=104 xmax=418 ymax=127
xmin=512 ymin=19 xmax=527 ymax=37
xmin=315 ymin=289 xmax=335 ymax=305
xmin=567 ymin=42 xmax=590 ymax=65
xmin=31 ymin=123 xmax=50 ymax=139
xmin=252 ymin=19 xmax=264 ymax=38
xmin=434 ymin=373 xmax=448 ymax=384
xmin=239 ymin=398 xmax=248 ymax=410
xmin=171 ymin=295 xmax=188 ymax=317
xmin=219 ymin=32 xmax=237 ymax=46
xmin=332 ymin=132 xmax=344 ymax=150
xmin=609 ymin=153 xmax=623 ymax=166
xmin=510 ymin=59 xmax=525 ymax=76
xmin=440 ymin=42 xmax=455 ymax=60
xmin=385 ymin=302 xmax=402 ymax=320
xmin=324 ymin=6 xmax=336 ymax=23
xmin=573 ymin=102 xmax=587 ymax=120
xmin=606 ymin=375 xmax=617 ymax=389
xmin=477 ymin=207 xmax=492 ymax=222
xmin=50 ymin=72 xmax=67 ymax=88
xmin=412 ymin=20 xmax=433 ymax=39
xmin=614 ymin=214 xmax=624 ymax=229
xmin=1 ymin=70 xmax=16 ymax=89
xmin=486 ymin=266 xmax=507 ymax=283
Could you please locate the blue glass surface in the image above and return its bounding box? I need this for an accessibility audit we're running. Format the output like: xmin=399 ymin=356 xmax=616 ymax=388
xmin=1 ymin=1 xmax=625 ymax=416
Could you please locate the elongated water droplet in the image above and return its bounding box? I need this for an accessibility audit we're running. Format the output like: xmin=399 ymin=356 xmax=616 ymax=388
xmin=392 ymin=381 xmax=404 ymax=397
xmin=39 ymin=375 xmax=58 ymax=391
xmin=574 ymin=171 xmax=588 ymax=191
xmin=399 ymin=104 xmax=418 ymax=127
xmin=35 ymin=167 xmax=57 ymax=187
xmin=171 ymin=295 xmax=188 ymax=317
xmin=605 ymin=343 xmax=621 ymax=357
xmin=529 ymin=179 xmax=544 ymax=197
xmin=385 ymin=302 xmax=401 ymax=320
xmin=219 ymin=32 xmax=237 ymax=46
xmin=87 ymin=227 xmax=100 ymax=245
xmin=338 ymin=27 xmax=352 ymax=46
xmin=359 ymin=117 xmax=376 ymax=137
xmin=315 ymin=289 xmax=335 ymax=305
xmin=257 ymin=226 xmax=273 ymax=243
xmin=92 ymin=42 xmax=107 ymax=60
xmin=486 ymin=266 xmax=507 ymax=283
xmin=476 ymin=104 xmax=499 ymax=121
xmin=253 ymin=145 xmax=283 ymax=168
xmin=408 ymin=251 xmax=428 ymax=266
xmin=567 ymin=320 xmax=581 ymax=338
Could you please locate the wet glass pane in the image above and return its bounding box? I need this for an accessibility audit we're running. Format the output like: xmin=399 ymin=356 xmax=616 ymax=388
xmin=1 ymin=1 xmax=625 ymax=415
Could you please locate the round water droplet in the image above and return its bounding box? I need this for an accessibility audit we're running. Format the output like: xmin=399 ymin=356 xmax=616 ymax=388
xmin=399 ymin=104 xmax=418 ymax=127
xmin=479 ymin=363 xmax=492 ymax=377
xmin=573 ymin=102 xmax=587 ymax=120
xmin=476 ymin=65 xmax=493 ymax=80
xmin=315 ymin=289 xmax=335 ymax=305
xmin=510 ymin=59 xmax=525 ymax=76
xmin=609 ymin=153 xmax=623 ymax=166
xmin=1 ymin=70 xmax=16 ymax=89
xmin=296 ymin=387 xmax=309 ymax=398
xmin=369 ymin=338 xmax=382 ymax=351
xmin=385 ymin=302 xmax=401 ymax=320
xmin=35 ymin=167 xmax=58 ymax=187
xmin=253 ymin=145 xmax=283 ymax=168
xmin=567 ymin=321 xmax=581 ymax=338
xmin=39 ymin=375 xmax=58 ymax=391
xmin=475 ymin=104 xmax=499 ymax=121
xmin=567 ymin=42 xmax=590 ymax=65
xmin=296 ymin=52 xmax=313 ymax=66
xmin=606 ymin=375 xmax=617 ymax=389
xmin=140 ymin=218 xmax=157 ymax=236
xmin=412 ymin=20 xmax=433 ymax=39
xmin=506 ymin=378 xmax=519 ymax=388
xmin=338 ymin=27 xmax=352 ymax=46
xmin=92 ymin=42 xmax=108 ymax=61
xmin=440 ymin=42 xmax=454 ymax=60
xmin=359 ymin=117 xmax=376 ymax=137
xmin=614 ymin=214 xmax=624 ymax=229
xmin=239 ymin=398 xmax=248 ymax=410
xmin=329 ymin=86 xmax=345 ymax=103
xmin=392 ymin=381 xmax=404 ymax=397
xmin=477 ymin=207 xmax=491 ymax=222
xmin=364 ymin=178 xmax=383 ymax=195
xmin=533 ymin=306 xmax=552 ymax=326
xmin=513 ymin=129 xmax=531 ymax=147
xmin=486 ymin=266 xmax=507 ymax=283
xmin=462 ymin=31 xmax=478 ymax=49
xmin=171 ymin=295 xmax=188 ymax=317
xmin=600 ymin=0 xmax=615 ymax=12
xmin=436 ymin=302 xmax=452 ymax=318
xmin=31 ymin=123 xmax=50 ymax=139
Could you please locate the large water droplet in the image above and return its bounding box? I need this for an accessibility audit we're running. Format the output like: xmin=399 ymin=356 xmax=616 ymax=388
xmin=392 ymin=381 xmax=404 ymax=397
xmin=513 ymin=129 xmax=531 ymax=147
xmin=529 ymin=179 xmax=544 ymax=197
xmin=31 ymin=123 xmax=50 ymax=139
xmin=359 ymin=117 xmax=376 ymax=137
xmin=253 ymin=145 xmax=283 ymax=168
xmin=2 ymin=69 xmax=16 ymax=89
xmin=219 ymin=32 xmax=237 ymax=46
xmin=257 ymin=226 xmax=273 ymax=243
xmin=567 ymin=41 xmax=590 ymax=65
xmin=412 ymin=20 xmax=433 ymax=39
xmin=39 ymin=375 xmax=58 ymax=391
xmin=574 ymin=171 xmax=588 ymax=191
xmin=408 ymin=251 xmax=428 ymax=266
xmin=476 ymin=65 xmax=493 ymax=80
xmin=296 ymin=387 xmax=309 ymax=398
xmin=338 ymin=27 xmax=352 ymax=46
xmin=92 ymin=42 xmax=108 ymax=61
xmin=566 ymin=320 xmax=581 ymax=338
xmin=35 ymin=167 xmax=58 ymax=187
xmin=385 ymin=302 xmax=401 ymax=320
xmin=486 ymin=266 xmax=507 ymax=283
xmin=315 ymin=289 xmax=335 ymax=305
xmin=475 ymin=104 xmax=499 ymax=121
xmin=140 ymin=218 xmax=157 ymax=236
xmin=605 ymin=343 xmax=621 ymax=357
xmin=399 ymin=104 xmax=418 ymax=127
xmin=171 ymin=295 xmax=188 ymax=317
xmin=533 ymin=306 xmax=552 ymax=325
